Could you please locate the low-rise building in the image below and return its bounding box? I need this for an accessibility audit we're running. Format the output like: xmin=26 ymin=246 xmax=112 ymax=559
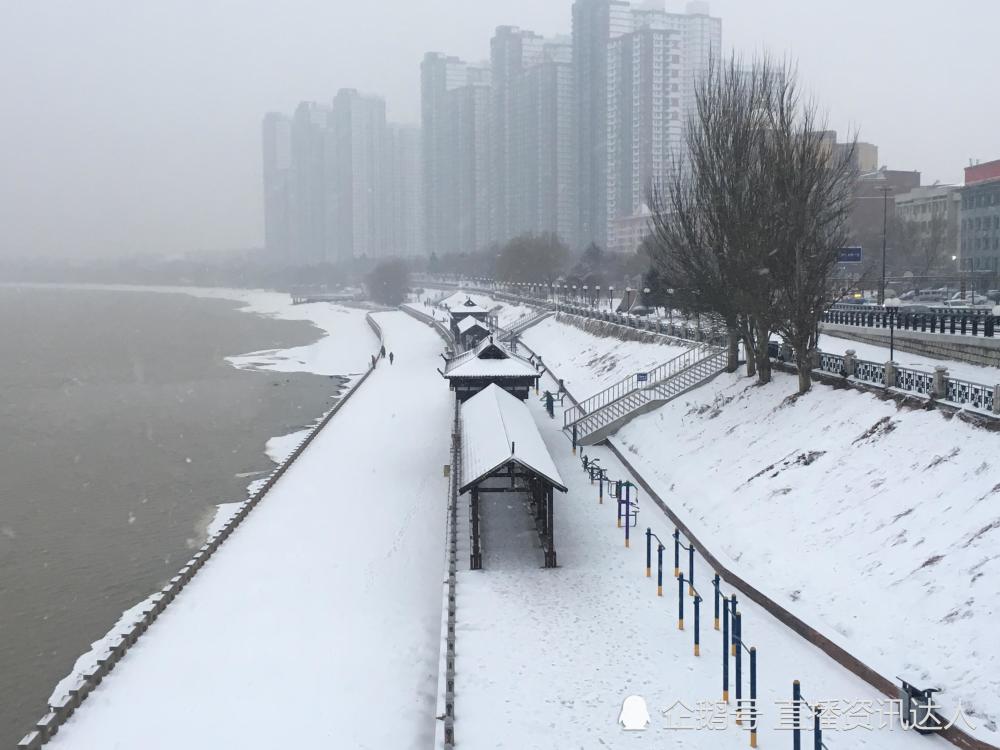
xmin=958 ymin=159 xmax=1000 ymax=274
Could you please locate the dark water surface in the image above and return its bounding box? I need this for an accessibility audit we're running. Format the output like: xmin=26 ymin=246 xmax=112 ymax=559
xmin=0 ymin=286 xmax=336 ymax=746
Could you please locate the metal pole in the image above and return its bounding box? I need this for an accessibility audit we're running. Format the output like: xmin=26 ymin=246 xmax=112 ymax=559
xmin=890 ymin=309 xmax=895 ymax=361
xmin=734 ymin=612 xmax=742 ymax=722
xmin=677 ymin=574 xmax=685 ymax=630
xmin=645 ymin=528 xmax=652 ymax=577
xmin=713 ymin=574 xmax=720 ymax=630
xmin=730 ymin=595 xmax=738 ymax=656
xmin=722 ymin=602 xmax=729 ymax=702
xmin=793 ymin=680 xmax=801 ymax=750
xmin=657 ymin=544 xmax=664 ymax=596
xmin=693 ymin=594 xmax=701 ymax=656
xmin=673 ymin=529 xmax=680 ymax=577
xmin=814 ymin=705 xmax=822 ymax=750
xmin=688 ymin=544 xmax=695 ymax=596
xmin=880 ymin=186 xmax=889 ymax=306
xmin=749 ymin=648 xmax=758 ymax=748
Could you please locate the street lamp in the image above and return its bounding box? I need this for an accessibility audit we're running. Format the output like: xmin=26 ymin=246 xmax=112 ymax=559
xmin=878 ymin=185 xmax=893 ymax=306
xmin=608 ymin=286 xmax=614 ymax=309
xmin=572 ymin=285 xmax=577 ymax=302
xmin=583 ymin=285 xmax=589 ymax=307
xmin=625 ymin=286 xmax=633 ymax=311
xmin=595 ymin=285 xmax=601 ymax=309
xmin=643 ymin=287 xmax=651 ymax=316
xmin=885 ymin=296 xmax=901 ymax=362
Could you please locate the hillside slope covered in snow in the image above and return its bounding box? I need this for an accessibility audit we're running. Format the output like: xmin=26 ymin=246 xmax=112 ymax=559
xmin=526 ymin=315 xmax=1000 ymax=744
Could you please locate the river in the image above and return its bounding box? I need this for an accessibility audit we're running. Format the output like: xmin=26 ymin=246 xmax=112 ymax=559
xmin=0 ymin=285 xmax=339 ymax=746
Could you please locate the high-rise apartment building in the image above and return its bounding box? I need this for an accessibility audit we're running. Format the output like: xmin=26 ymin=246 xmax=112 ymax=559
xmin=384 ymin=123 xmax=424 ymax=257
xmin=290 ymin=102 xmax=332 ymax=265
xmin=261 ymin=113 xmax=293 ymax=261
xmin=262 ymin=93 xmax=421 ymax=265
xmin=514 ymin=38 xmax=578 ymax=245
xmin=445 ymin=67 xmax=493 ymax=254
xmin=329 ymin=88 xmax=387 ymax=261
xmin=492 ymin=27 xmax=545 ymax=244
xmin=573 ymin=0 xmax=634 ymax=250
xmin=574 ymin=0 xmax=720 ymax=251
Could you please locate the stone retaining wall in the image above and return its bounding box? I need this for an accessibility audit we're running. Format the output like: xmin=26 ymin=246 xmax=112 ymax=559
xmin=17 ymin=314 xmax=385 ymax=750
xmin=822 ymin=324 xmax=1000 ymax=367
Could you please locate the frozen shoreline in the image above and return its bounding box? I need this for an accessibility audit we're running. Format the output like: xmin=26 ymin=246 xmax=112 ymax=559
xmin=30 ymin=282 xmax=377 ymax=708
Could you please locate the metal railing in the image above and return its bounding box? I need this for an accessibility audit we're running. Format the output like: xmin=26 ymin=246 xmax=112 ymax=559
xmin=564 ymin=343 xmax=720 ymax=427
xmin=824 ymin=308 xmax=998 ymax=338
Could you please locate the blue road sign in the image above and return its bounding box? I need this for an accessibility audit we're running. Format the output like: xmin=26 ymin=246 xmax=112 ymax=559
xmin=637 ymin=372 xmax=649 ymax=383
xmin=837 ymin=246 xmax=863 ymax=263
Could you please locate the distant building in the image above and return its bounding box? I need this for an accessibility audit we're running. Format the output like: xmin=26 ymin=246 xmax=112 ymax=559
xmin=846 ymin=168 xmax=921 ymax=269
xmin=330 ymin=88 xmax=386 ymax=261
xmin=608 ymin=203 xmax=654 ymax=254
xmin=421 ymin=53 xmax=472 ymax=256
xmin=384 ymin=123 xmax=424 ymax=258
xmin=262 ymin=93 xmax=422 ymax=265
xmin=894 ymin=184 xmax=961 ymax=270
xmin=261 ymin=113 xmax=293 ymax=261
xmin=445 ymin=67 xmax=493 ymax=254
xmin=958 ymin=159 xmax=1000 ymax=273
xmin=574 ymin=0 xmax=720 ymax=251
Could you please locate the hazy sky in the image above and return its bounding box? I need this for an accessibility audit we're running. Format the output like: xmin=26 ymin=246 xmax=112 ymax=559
xmin=1 ymin=1 xmax=997 ymax=258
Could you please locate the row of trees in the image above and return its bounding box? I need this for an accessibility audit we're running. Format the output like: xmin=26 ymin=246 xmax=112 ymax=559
xmin=645 ymin=56 xmax=857 ymax=394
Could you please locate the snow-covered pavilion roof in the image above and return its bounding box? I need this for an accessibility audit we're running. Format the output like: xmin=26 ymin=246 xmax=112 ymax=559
xmin=444 ymin=338 xmax=539 ymax=379
xmin=448 ymin=297 xmax=489 ymax=316
xmin=457 ymin=316 xmax=491 ymax=334
xmin=459 ymin=384 xmax=566 ymax=494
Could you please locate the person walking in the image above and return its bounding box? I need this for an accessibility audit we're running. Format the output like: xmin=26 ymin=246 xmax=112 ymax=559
xmin=379 ymin=345 xmax=386 ymax=359
xmin=371 ymin=354 xmax=377 ymax=369
xmin=389 ymin=352 xmax=394 ymax=365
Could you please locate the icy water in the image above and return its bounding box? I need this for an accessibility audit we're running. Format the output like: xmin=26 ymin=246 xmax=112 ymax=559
xmin=0 ymin=286 xmax=337 ymax=747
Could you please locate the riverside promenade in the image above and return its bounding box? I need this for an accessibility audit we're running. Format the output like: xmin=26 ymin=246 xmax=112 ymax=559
xmin=47 ymin=311 xmax=453 ymax=750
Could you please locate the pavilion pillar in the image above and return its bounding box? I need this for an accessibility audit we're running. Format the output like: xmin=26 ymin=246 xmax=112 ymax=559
xmin=545 ymin=487 xmax=557 ymax=568
xmin=470 ymin=487 xmax=482 ymax=570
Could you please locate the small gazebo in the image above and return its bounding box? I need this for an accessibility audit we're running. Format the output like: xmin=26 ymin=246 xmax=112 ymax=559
xmin=442 ymin=337 xmax=539 ymax=402
xmin=447 ymin=297 xmax=490 ymax=338
xmin=459 ymin=384 xmax=567 ymax=568
xmin=456 ymin=316 xmax=492 ymax=350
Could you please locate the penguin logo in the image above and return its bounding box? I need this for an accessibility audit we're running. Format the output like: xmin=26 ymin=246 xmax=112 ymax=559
xmin=618 ymin=695 xmax=650 ymax=731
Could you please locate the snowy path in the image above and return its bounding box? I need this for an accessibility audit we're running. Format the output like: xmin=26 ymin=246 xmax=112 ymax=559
xmin=48 ymin=311 xmax=453 ymax=750
xmin=454 ymin=369 xmax=952 ymax=749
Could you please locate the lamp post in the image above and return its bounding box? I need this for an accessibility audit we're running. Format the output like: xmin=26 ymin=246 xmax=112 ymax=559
xmin=583 ymin=285 xmax=589 ymax=307
xmin=572 ymin=285 xmax=577 ymax=302
xmin=643 ymin=287 xmax=651 ymax=316
xmin=885 ymin=297 xmax=901 ymax=361
xmin=596 ymin=285 xmax=601 ymax=309
xmin=625 ymin=287 xmax=633 ymax=311
xmin=608 ymin=286 xmax=614 ymax=309
xmin=878 ymin=185 xmax=893 ymax=306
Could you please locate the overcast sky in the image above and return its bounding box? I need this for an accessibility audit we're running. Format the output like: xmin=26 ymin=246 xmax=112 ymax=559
xmin=1 ymin=0 xmax=997 ymax=259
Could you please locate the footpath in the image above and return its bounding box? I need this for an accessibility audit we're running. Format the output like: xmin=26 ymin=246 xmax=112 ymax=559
xmin=453 ymin=351 xmax=953 ymax=749
xmin=46 ymin=311 xmax=453 ymax=750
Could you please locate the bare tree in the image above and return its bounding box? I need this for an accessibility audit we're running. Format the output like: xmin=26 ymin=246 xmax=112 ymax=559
xmin=647 ymin=55 xmax=857 ymax=393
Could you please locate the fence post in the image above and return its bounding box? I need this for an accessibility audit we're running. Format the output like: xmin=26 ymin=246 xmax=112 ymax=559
xmin=688 ymin=544 xmax=695 ymax=596
xmin=673 ymin=529 xmax=681 ymax=577
xmin=693 ymin=594 xmax=701 ymax=656
xmin=885 ymin=360 xmax=897 ymax=388
xmin=749 ymin=647 xmax=758 ymax=748
xmin=814 ymin=705 xmax=823 ymax=750
xmin=843 ymin=349 xmax=857 ymax=377
xmin=645 ymin=528 xmax=652 ymax=577
xmin=677 ymin=575 xmax=685 ymax=630
xmin=932 ymin=366 xmax=949 ymax=399
xmin=624 ymin=505 xmax=630 ymax=548
xmin=657 ymin=544 xmax=664 ymax=596
xmin=722 ymin=602 xmax=730 ymax=702
xmin=793 ymin=680 xmax=801 ymax=750
xmin=713 ymin=574 xmax=721 ymax=630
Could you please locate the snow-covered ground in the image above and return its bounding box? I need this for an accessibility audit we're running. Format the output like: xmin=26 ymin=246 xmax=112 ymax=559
xmin=511 ymin=311 xmax=998 ymax=744
xmin=47 ymin=311 xmax=454 ymax=749
xmin=819 ymin=332 xmax=1000 ymax=384
xmin=520 ymin=316 xmax=694 ymax=399
xmin=454 ymin=366 xmax=954 ymax=749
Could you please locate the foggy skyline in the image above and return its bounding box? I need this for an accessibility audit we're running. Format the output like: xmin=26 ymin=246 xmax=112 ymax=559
xmin=2 ymin=0 xmax=998 ymax=258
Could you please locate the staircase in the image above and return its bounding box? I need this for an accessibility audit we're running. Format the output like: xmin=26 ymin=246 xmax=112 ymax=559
xmin=496 ymin=309 xmax=554 ymax=341
xmin=563 ymin=345 xmax=728 ymax=446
